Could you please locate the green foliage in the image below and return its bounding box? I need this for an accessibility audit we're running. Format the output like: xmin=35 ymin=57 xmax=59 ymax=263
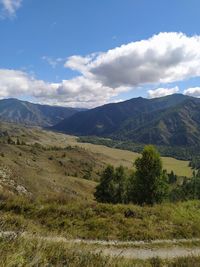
xmin=168 ymin=171 xmax=177 ymax=184
xmin=114 ymin=166 xmax=128 ymax=204
xmin=95 ymin=146 xmax=168 ymax=205
xmin=94 ymin=165 xmax=115 ymax=203
xmin=133 ymin=145 xmax=168 ymax=205
xmin=170 ymin=172 xmax=200 ymax=202
xmin=94 ymin=165 xmax=129 ymax=204
xmin=189 ymin=156 xmax=200 ymax=170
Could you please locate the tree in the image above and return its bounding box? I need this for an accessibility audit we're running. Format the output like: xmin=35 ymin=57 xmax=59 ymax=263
xmin=168 ymin=170 xmax=177 ymax=184
xmin=94 ymin=165 xmax=128 ymax=204
xmin=113 ymin=166 xmax=127 ymax=204
xmin=133 ymin=145 xmax=168 ymax=205
xmin=94 ymin=165 xmax=115 ymax=203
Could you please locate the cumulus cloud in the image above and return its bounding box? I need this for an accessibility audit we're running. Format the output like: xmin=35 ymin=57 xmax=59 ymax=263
xmin=184 ymin=87 xmax=200 ymax=98
xmin=0 ymin=0 xmax=22 ymax=17
xmin=65 ymin=32 xmax=200 ymax=89
xmin=65 ymin=55 xmax=96 ymax=74
xmin=0 ymin=69 xmax=129 ymax=108
xmin=3 ymin=32 xmax=200 ymax=107
xmin=38 ymin=76 xmax=127 ymax=108
xmin=148 ymin=86 xmax=179 ymax=98
xmin=0 ymin=69 xmax=57 ymax=98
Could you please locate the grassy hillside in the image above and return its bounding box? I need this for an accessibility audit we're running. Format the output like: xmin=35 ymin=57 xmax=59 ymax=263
xmin=0 ymin=122 xmax=192 ymax=179
xmin=0 ymin=142 xmax=104 ymax=199
xmin=0 ymin=122 xmax=198 ymax=266
xmin=35 ymin=130 xmax=192 ymax=177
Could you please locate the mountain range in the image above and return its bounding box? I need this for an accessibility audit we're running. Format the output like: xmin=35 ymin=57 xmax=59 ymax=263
xmin=52 ymin=94 xmax=200 ymax=146
xmin=1 ymin=95 xmax=200 ymax=147
xmin=0 ymin=98 xmax=84 ymax=127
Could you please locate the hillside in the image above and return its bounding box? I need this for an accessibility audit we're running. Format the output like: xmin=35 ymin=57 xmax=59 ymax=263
xmin=0 ymin=122 xmax=198 ymax=267
xmin=0 ymin=122 xmax=192 ymax=204
xmin=52 ymin=94 xmax=200 ymax=146
xmin=114 ymin=98 xmax=200 ymax=146
xmin=0 ymin=123 xmax=107 ymax=199
xmin=0 ymin=98 xmax=83 ymax=127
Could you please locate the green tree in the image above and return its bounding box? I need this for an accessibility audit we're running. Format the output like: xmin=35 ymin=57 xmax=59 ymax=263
xmin=168 ymin=170 xmax=177 ymax=184
xmin=94 ymin=165 xmax=115 ymax=203
xmin=113 ymin=166 xmax=127 ymax=204
xmin=133 ymin=145 xmax=168 ymax=205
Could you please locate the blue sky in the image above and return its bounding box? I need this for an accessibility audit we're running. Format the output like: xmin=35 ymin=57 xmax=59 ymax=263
xmin=1 ymin=0 xmax=200 ymax=107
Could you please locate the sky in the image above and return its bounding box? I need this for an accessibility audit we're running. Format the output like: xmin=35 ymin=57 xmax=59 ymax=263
xmin=1 ymin=0 xmax=200 ymax=107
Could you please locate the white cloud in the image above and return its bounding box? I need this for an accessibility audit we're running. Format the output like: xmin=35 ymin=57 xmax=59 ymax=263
xmin=0 ymin=69 xmax=129 ymax=108
xmin=42 ymin=56 xmax=65 ymax=68
xmin=0 ymin=69 xmax=57 ymax=98
xmin=184 ymin=87 xmax=200 ymax=98
xmin=3 ymin=32 xmax=200 ymax=107
xmin=65 ymin=32 xmax=200 ymax=89
xmin=148 ymin=86 xmax=179 ymax=98
xmin=0 ymin=0 xmax=22 ymax=17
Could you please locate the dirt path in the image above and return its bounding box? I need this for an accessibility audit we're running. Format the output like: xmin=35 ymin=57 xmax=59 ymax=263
xmin=100 ymin=247 xmax=200 ymax=260
xmin=1 ymin=231 xmax=200 ymax=260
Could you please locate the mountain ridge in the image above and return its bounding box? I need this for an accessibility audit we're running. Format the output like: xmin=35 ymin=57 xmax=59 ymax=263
xmin=0 ymin=98 xmax=85 ymax=127
xmin=52 ymin=94 xmax=200 ymax=146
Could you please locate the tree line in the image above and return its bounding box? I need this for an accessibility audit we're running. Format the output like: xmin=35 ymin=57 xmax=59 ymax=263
xmin=94 ymin=145 xmax=200 ymax=205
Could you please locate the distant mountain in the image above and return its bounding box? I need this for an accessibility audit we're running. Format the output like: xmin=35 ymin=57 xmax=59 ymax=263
xmin=52 ymin=94 xmax=200 ymax=146
xmin=0 ymin=98 xmax=84 ymax=127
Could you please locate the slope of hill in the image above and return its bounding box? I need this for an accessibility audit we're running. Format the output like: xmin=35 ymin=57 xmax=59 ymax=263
xmin=0 ymin=122 xmax=192 ymax=193
xmin=0 ymin=123 xmax=102 ymax=199
xmin=52 ymin=94 xmax=200 ymax=146
xmin=0 ymin=98 xmax=83 ymax=127
xmin=114 ymin=98 xmax=200 ymax=146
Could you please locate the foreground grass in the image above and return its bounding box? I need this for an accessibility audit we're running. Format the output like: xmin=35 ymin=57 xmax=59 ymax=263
xmin=1 ymin=194 xmax=200 ymax=266
xmin=1 ymin=195 xmax=200 ymax=241
xmin=1 ymin=237 xmax=200 ymax=266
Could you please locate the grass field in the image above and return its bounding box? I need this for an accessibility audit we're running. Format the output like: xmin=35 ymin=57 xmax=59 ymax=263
xmin=0 ymin=122 xmax=198 ymax=266
xmin=1 ymin=193 xmax=200 ymax=241
xmin=26 ymin=128 xmax=193 ymax=177
xmin=0 ymin=122 xmax=192 ymax=177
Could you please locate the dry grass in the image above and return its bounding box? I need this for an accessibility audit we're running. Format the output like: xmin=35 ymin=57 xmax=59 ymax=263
xmin=25 ymin=128 xmax=192 ymax=177
xmin=0 ymin=122 xmax=192 ymax=177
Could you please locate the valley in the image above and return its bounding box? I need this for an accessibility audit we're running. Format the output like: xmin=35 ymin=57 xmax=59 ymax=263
xmin=2 ymin=1 xmax=200 ymax=265
xmin=0 ymin=122 xmax=193 ymax=195
xmin=0 ymin=101 xmax=199 ymax=266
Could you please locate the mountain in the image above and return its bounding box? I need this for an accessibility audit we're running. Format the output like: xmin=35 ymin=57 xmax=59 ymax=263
xmin=52 ymin=94 xmax=200 ymax=146
xmin=0 ymin=98 xmax=83 ymax=127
